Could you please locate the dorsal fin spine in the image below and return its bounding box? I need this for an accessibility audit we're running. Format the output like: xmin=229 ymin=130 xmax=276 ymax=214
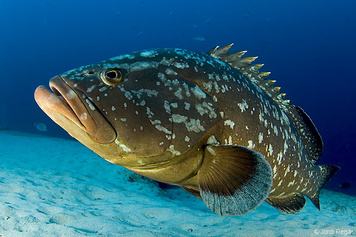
xmin=254 ymin=64 xmax=264 ymax=70
xmin=208 ymin=44 xmax=290 ymax=114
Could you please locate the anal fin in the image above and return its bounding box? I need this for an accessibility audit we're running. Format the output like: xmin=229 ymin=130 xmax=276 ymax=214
xmin=266 ymin=193 xmax=306 ymax=214
xmin=198 ymin=145 xmax=273 ymax=216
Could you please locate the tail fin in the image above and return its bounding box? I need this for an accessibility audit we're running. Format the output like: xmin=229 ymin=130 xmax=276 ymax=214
xmin=303 ymin=165 xmax=340 ymax=209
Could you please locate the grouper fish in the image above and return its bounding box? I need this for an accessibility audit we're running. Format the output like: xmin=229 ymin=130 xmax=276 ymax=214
xmin=34 ymin=44 xmax=340 ymax=216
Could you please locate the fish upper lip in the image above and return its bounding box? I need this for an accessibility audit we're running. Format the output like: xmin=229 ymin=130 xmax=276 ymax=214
xmin=49 ymin=77 xmax=87 ymax=129
xmin=47 ymin=76 xmax=117 ymax=144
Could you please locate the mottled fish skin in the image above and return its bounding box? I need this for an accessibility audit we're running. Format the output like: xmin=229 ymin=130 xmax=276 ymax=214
xmin=34 ymin=46 xmax=340 ymax=216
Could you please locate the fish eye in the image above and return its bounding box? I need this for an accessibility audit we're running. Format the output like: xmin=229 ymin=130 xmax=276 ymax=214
xmin=100 ymin=69 xmax=123 ymax=86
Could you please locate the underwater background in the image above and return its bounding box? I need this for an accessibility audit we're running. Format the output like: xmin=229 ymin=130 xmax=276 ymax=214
xmin=0 ymin=0 xmax=355 ymax=197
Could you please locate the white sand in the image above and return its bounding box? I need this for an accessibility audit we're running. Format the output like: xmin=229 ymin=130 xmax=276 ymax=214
xmin=0 ymin=131 xmax=354 ymax=237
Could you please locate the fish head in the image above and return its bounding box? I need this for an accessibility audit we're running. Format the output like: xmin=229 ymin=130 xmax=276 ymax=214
xmin=34 ymin=49 xmax=220 ymax=167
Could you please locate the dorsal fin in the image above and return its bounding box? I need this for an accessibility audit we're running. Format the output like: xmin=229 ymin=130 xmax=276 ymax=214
xmin=208 ymin=44 xmax=291 ymax=108
xmin=208 ymin=44 xmax=323 ymax=162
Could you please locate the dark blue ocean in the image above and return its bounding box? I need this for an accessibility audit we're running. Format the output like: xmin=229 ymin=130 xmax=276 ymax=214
xmin=1 ymin=0 xmax=355 ymax=195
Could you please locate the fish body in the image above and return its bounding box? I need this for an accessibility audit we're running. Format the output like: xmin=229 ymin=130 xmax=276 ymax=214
xmin=35 ymin=45 xmax=339 ymax=216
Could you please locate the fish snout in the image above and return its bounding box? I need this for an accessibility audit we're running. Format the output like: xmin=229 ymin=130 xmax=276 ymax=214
xmin=34 ymin=76 xmax=116 ymax=144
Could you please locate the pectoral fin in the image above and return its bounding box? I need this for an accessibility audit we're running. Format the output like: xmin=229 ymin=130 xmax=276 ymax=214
xmin=198 ymin=145 xmax=273 ymax=216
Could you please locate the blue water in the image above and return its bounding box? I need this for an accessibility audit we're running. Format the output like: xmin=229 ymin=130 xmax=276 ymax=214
xmin=0 ymin=0 xmax=355 ymax=194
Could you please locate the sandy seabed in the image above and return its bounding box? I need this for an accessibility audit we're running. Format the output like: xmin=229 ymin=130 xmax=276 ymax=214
xmin=0 ymin=131 xmax=354 ymax=237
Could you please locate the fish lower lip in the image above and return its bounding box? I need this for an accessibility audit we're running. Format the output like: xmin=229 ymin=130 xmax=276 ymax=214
xmin=34 ymin=76 xmax=116 ymax=144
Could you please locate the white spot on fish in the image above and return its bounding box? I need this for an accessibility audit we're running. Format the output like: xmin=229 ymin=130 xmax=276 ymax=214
xmin=124 ymin=91 xmax=133 ymax=100
xmin=80 ymin=113 xmax=87 ymax=120
xmin=207 ymin=135 xmax=219 ymax=146
xmin=237 ymin=99 xmax=249 ymax=112
xmin=287 ymin=181 xmax=295 ymax=187
xmin=228 ymin=136 xmax=233 ymax=145
xmin=115 ymin=139 xmax=132 ymax=152
xmin=87 ymin=85 xmax=96 ymax=93
xmin=85 ymin=99 xmax=95 ymax=110
xmin=164 ymin=101 xmax=171 ymax=114
xmin=259 ymin=111 xmax=264 ymax=123
xmin=273 ymin=165 xmax=278 ymax=178
xmin=247 ymin=140 xmax=255 ymax=149
xmin=65 ymin=90 xmax=76 ymax=100
xmin=207 ymin=146 xmax=216 ymax=156
xmin=277 ymin=152 xmax=283 ymax=165
xmin=155 ymin=125 xmax=172 ymax=135
xmin=111 ymin=54 xmax=135 ymax=60
xmin=267 ymin=144 xmax=273 ymax=156
xmin=165 ymin=68 xmax=178 ymax=75
xmin=191 ymin=85 xmax=206 ymax=99
xmin=273 ymin=125 xmax=279 ymax=136
xmin=99 ymin=86 xmax=108 ymax=92
xmin=278 ymin=192 xmax=285 ymax=197
xmin=184 ymin=102 xmax=191 ymax=110
xmin=140 ymin=50 xmax=158 ymax=58
xmin=195 ymin=102 xmax=217 ymax=119
xmin=174 ymin=88 xmax=184 ymax=99
xmin=283 ymin=140 xmax=289 ymax=154
xmin=168 ymin=145 xmax=181 ymax=156
xmin=174 ymin=61 xmax=189 ymax=69
xmin=284 ymin=165 xmax=290 ymax=177
xmin=258 ymin=132 xmax=264 ymax=144
xmin=172 ymin=114 xmax=187 ymax=123
xmin=132 ymin=89 xmax=159 ymax=99
xmin=224 ymin=120 xmax=235 ymax=129
xmin=172 ymin=114 xmax=205 ymax=133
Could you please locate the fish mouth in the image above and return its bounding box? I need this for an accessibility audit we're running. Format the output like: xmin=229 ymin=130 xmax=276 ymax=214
xmin=34 ymin=76 xmax=116 ymax=144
